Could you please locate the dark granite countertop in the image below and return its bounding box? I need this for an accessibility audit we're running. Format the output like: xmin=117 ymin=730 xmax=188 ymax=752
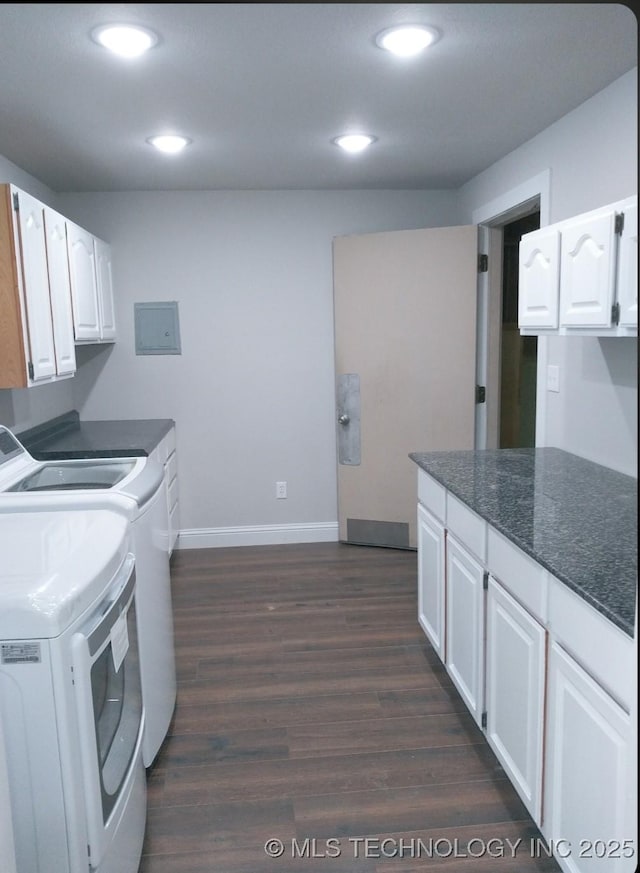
xmin=17 ymin=411 xmax=174 ymax=460
xmin=409 ymin=448 xmax=637 ymax=637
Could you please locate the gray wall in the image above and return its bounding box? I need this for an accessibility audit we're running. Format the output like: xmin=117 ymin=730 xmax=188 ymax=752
xmin=57 ymin=190 xmax=462 ymax=536
xmin=459 ymin=69 xmax=638 ymax=476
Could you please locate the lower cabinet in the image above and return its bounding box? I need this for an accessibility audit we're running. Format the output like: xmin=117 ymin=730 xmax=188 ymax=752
xmin=165 ymin=443 xmax=179 ymax=555
xmin=544 ymin=642 xmax=634 ymax=873
xmin=486 ymin=576 xmax=545 ymax=823
xmin=149 ymin=426 xmax=179 ymax=555
xmin=415 ymin=469 xmax=636 ymax=872
xmin=417 ymin=503 xmax=445 ymax=661
xmin=445 ymin=535 xmax=485 ymax=726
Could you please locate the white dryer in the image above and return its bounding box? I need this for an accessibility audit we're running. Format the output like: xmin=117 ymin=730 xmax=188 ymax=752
xmin=0 ymin=425 xmax=176 ymax=767
xmin=0 ymin=508 xmax=146 ymax=873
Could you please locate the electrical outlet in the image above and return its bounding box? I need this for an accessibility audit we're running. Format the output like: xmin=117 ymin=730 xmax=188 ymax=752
xmin=547 ymin=364 xmax=560 ymax=393
xmin=276 ymin=481 xmax=287 ymax=499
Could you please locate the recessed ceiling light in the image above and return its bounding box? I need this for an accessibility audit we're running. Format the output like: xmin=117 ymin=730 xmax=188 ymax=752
xmin=333 ymin=134 xmax=376 ymax=154
xmin=375 ymin=25 xmax=440 ymax=57
xmin=91 ymin=24 xmax=159 ymax=58
xmin=147 ymin=135 xmax=192 ymax=154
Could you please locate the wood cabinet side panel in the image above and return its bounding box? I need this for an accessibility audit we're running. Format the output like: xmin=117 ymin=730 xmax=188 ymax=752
xmin=0 ymin=187 xmax=27 ymax=388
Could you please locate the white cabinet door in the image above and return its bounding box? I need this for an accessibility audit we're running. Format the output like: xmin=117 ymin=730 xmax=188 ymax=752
xmin=94 ymin=238 xmax=116 ymax=341
xmin=445 ymin=535 xmax=485 ymax=726
xmin=66 ymin=221 xmax=100 ymax=341
xmin=544 ymin=641 xmax=633 ymax=873
xmin=559 ymin=211 xmax=617 ymax=328
xmin=43 ymin=207 xmax=76 ymax=376
xmin=167 ymin=472 xmax=179 ymax=554
xmin=14 ymin=189 xmax=57 ymax=382
xmin=617 ymin=200 xmax=638 ymax=328
xmin=518 ymin=227 xmax=561 ymax=329
xmin=486 ymin=577 xmax=545 ymax=824
xmin=417 ymin=503 xmax=445 ymax=660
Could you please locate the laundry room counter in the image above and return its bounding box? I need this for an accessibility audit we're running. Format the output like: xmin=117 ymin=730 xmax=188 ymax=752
xmin=17 ymin=411 xmax=174 ymax=460
xmin=410 ymin=447 xmax=637 ymax=636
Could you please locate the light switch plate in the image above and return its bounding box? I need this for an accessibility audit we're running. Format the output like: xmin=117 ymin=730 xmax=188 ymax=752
xmin=546 ymin=364 xmax=560 ymax=393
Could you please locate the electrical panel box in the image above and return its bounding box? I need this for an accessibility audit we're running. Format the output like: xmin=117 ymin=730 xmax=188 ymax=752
xmin=134 ymin=301 xmax=181 ymax=355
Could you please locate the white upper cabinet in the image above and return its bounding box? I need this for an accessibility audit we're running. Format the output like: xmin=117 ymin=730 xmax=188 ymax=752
xmin=0 ymin=184 xmax=77 ymax=388
xmin=94 ymin=237 xmax=116 ymax=341
xmin=1 ymin=185 xmax=115 ymax=388
xmin=43 ymin=206 xmax=76 ymax=376
xmin=559 ymin=210 xmax=617 ymax=328
xmin=66 ymin=221 xmax=101 ymax=342
xmin=518 ymin=227 xmax=560 ymax=329
xmin=66 ymin=222 xmax=117 ymax=344
xmin=617 ymin=198 xmax=638 ymax=328
xmin=14 ymin=189 xmax=57 ymax=382
xmin=518 ymin=195 xmax=637 ymax=336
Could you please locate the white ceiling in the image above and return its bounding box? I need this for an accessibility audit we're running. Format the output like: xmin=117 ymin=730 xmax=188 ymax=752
xmin=0 ymin=3 xmax=636 ymax=193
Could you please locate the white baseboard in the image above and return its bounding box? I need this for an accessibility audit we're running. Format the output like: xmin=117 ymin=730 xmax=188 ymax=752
xmin=176 ymin=521 xmax=339 ymax=549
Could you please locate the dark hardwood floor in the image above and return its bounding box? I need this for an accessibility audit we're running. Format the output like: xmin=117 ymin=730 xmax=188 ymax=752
xmin=139 ymin=542 xmax=559 ymax=872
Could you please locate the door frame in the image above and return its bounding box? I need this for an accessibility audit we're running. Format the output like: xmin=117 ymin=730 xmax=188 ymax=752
xmin=472 ymin=170 xmax=551 ymax=448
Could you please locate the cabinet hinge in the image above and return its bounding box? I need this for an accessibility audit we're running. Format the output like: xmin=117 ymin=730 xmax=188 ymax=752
xmin=475 ymin=385 xmax=486 ymax=404
xmin=12 ymin=191 xmax=19 ymax=211
xmin=482 ymin=571 xmax=489 ymax=590
xmin=27 ymin=361 xmax=34 ymax=380
xmin=478 ymin=253 xmax=488 ymax=273
xmin=615 ymin=212 xmax=624 ymax=235
xmin=481 ymin=711 xmax=487 ymax=729
xmin=611 ymin=302 xmax=620 ymax=325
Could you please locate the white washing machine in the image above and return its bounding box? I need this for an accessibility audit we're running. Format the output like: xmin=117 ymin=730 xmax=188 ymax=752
xmin=0 ymin=424 xmax=176 ymax=767
xmin=0 ymin=508 xmax=146 ymax=873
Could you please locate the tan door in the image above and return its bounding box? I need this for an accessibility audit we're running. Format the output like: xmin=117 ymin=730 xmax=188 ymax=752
xmin=333 ymin=225 xmax=479 ymax=549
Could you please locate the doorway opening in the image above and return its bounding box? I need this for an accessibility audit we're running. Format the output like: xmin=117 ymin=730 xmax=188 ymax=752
xmin=499 ymin=210 xmax=540 ymax=448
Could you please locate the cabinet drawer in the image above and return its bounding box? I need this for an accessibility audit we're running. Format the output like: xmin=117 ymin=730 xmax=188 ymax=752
xmin=446 ymin=494 xmax=486 ymax=562
xmin=548 ymin=575 xmax=634 ymax=711
xmin=165 ymin=450 xmax=177 ymax=483
xmin=167 ymin=474 xmax=178 ymax=511
xmin=487 ymin=528 xmax=547 ymax=623
xmin=418 ymin=470 xmax=446 ymax=522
